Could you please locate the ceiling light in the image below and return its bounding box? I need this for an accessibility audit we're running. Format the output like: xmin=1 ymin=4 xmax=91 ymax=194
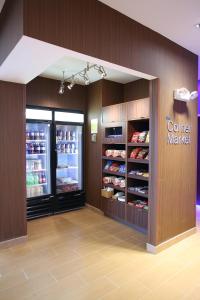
xmin=58 ymin=71 xmax=65 ymax=95
xmin=195 ymin=23 xmax=200 ymax=28
xmin=99 ymin=66 xmax=107 ymax=78
xmin=67 ymin=76 xmax=75 ymax=90
xmin=80 ymin=68 xmax=90 ymax=85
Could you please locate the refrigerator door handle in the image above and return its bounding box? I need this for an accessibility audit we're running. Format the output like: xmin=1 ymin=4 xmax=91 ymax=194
xmin=55 ymin=149 xmax=58 ymax=167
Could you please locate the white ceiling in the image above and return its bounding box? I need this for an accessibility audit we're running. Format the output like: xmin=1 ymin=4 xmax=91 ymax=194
xmin=41 ymin=56 xmax=140 ymax=84
xmin=100 ymin=0 xmax=200 ymax=56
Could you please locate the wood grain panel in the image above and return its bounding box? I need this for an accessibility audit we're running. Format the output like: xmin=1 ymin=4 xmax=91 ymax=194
xmin=2 ymin=0 xmax=198 ymax=245
xmin=0 ymin=81 xmax=26 ymax=242
xmin=124 ymin=79 xmax=149 ymax=101
xmin=26 ymin=77 xmax=87 ymax=112
xmin=0 ymin=0 xmax=23 ymax=65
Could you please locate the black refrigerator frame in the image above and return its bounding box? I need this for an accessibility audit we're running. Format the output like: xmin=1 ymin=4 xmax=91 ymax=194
xmin=26 ymin=105 xmax=85 ymax=220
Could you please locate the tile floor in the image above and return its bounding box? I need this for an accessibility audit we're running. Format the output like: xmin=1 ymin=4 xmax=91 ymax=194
xmin=0 ymin=206 xmax=200 ymax=300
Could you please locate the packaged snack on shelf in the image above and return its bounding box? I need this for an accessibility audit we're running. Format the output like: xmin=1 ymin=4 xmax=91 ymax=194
xmin=112 ymin=192 xmax=125 ymax=200
xmin=137 ymin=149 xmax=149 ymax=159
xmin=131 ymin=131 xmax=140 ymax=143
xmin=101 ymin=187 xmax=114 ymax=198
xmin=145 ymin=131 xmax=150 ymax=143
xmin=105 ymin=149 xmax=114 ymax=157
xmin=120 ymin=150 xmax=126 ymax=158
xmin=138 ymin=131 xmax=148 ymax=143
xmin=119 ymin=179 xmax=126 ymax=188
xmin=113 ymin=150 xmax=121 ymax=157
xmin=130 ymin=147 xmax=142 ymax=159
xmin=118 ymin=195 xmax=126 ymax=202
xmin=104 ymin=161 xmax=112 ymax=170
xmin=118 ymin=164 xmax=126 ymax=173
xmin=109 ymin=162 xmax=120 ymax=172
xmin=103 ymin=176 xmax=115 ymax=184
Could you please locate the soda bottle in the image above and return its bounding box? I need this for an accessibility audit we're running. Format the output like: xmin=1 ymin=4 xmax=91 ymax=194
xmin=30 ymin=131 xmax=35 ymax=140
xmin=72 ymin=131 xmax=76 ymax=141
xmin=26 ymin=131 xmax=30 ymax=140
xmin=39 ymin=130 xmax=45 ymax=140
xmin=36 ymin=143 xmax=40 ymax=154
xmin=40 ymin=143 xmax=46 ymax=154
xmin=57 ymin=143 xmax=61 ymax=153
xmin=39 ymin=173 xmax=43 ymax=184
xmin=42 ymin=173 xmax=46 ymax=184
xmin=33 ymin=143 xmax=37 ymax=154
xmin=30 ymin=143 xmax=34 ymax=154
xmin=61 ymin=143 xmax=65 ymax=153
xmin=35 ymin=131 xmax=40 ymax=140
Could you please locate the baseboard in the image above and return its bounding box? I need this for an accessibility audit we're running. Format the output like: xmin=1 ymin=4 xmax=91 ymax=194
xmin=146 ymin=227 xmax=196 ymax=254
xmin=0 ymin=235 xmax=27 ymax=249
xmin=85 ymin=203 xmax=103 ymax=215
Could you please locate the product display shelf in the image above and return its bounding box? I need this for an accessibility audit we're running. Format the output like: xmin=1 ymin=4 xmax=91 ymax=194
xmin=104 ymin=183 xmax=125 ymax=192
xmin=128 ymin=158 xmax=149 ymax=164
xmin=102 ymin=156 xmax=125 ymax=162
xmin=26 ymin=140 xmax=47 ymax=143
xmin=127 ymin=143 xmax=149 ymax=147
xmin=26 ymin=169 xmax=46 ymax=173
xmin=127 ymin=189 xmax=148 ymax=199
xmin=127 ymin=174 xmax=149 ymax=181
xmin=26 ymin=153 xmax=46 ymax=156
xmin=103 ymin=170 xmax=126 ymax=177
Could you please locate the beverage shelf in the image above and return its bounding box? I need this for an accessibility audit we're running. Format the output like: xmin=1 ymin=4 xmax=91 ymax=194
xmin=128 ymin=174 xmax=149 ymax=181
xmin=57 ymin=166 xmax=78 ymax=169
xmin=27 ymin=183 xmax=47 ymax=187
xmin=57 ymin=152 xmax=78 ymax=155
xmin=26 ymin=169 xmax=46 ymax=173
xmin=104 ymin=183 xmax=125 ymax=192
xmin=56 ymin=140 xmax=77 ymax=143
xmin=26 ymin=153 xmax=46 ymax=156
xmin=26 ymin=140 xmax=47 ymax=143
xmin=128 ymin=158 xmax=149 ymax=164
xmin=103 ymin=170 xmax=126 ymax=177
xmin=127 ymin=143 xmax=149 ymax=147
xmin=102 ymin=156 xmax=125 ymax=162
xmin=127 ymin=189 xmax=148 ymax=198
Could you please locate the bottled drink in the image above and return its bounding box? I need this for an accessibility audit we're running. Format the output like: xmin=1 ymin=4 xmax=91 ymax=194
xmin=72 ymin=131 xmax=76 ymax=141
xmin=33 ymin=143 xmax=37 ymax=154
xmin=65 ymin=131 xmax=68 ymax=141
xmin=30 ymin=131 xmax=35 ymax=140
xmin=40 ymin=143 xmax=46 ymax=153
xmin=30 ymin=143 xmax=34 ymax=154
xmin=26 ymin=131 xmax=30 ymax=140
xmin=65 ymin=143 xmax=68 ymax=153
xmin=67 ymin=144 xmax=71 ymax=153
xmin=36 ymin=143 xmax=40 ymax=154
xmin=42 ymin=173 xmax=46 ymax=184
xmin=61 ymin=143 xmax=65 ymax=153
xmin=35 ymin=131 xmax=40 ymax=140
xmin=39 ymin=130 xmax=45 ymax=140
xmin=39 ymin=174 xmax=43 ymax=184
xmin=67 ymin=131 xmax=71 ymax=141
xmin=57 ymin=143 xmax=61 ymax=153
xmin=34 ymin=174 xmax=39 ymax=185
xmin=71 ymin=143 xmax=75 ymax=153
xmin=26 ymin=143 xmax=28 ymax=154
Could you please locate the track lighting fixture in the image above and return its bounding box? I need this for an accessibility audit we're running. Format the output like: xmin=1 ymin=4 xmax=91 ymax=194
xmin=58 ymin=71 xmax=65 ymax=95
xmin=67 ymin=76 xmax=75 ymax=90
xmin=58 ymin=63 xmax=107 ymax=94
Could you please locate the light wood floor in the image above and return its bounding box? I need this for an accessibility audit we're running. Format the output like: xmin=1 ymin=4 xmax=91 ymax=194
xmin=1 ymin=207 xmax=200 ymax=300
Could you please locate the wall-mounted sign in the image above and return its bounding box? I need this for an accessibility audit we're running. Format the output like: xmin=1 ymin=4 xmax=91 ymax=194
xmin=91 ymin=118 xmax=98 ymax=134
xmin=166 ymin=116 xmax=191 ymax=145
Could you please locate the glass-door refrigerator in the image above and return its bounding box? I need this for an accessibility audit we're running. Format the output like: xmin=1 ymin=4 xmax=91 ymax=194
xmin=53 ymin=111 xmax=85 ymax=212
xmin=26 ymin=108 xmax=53 ymax=219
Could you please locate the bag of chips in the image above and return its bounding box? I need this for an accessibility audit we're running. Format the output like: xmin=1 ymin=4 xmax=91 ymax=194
xmin=120 ymin=150 xmax=126 ymax=159
xmin=104 ymin=161 xmax=112 ymax=170
xmin=145 ymin=131 xmax=150 ymax=143
xmin=137 ymin=149 xmax=149 ymax=159
xmin=105 ymin=149 xmax=114 ymax=157
xmin=130 ymin=148 xmax=142 ymax=159
xmin=138 ymin=131 xmax=147 ymax=143
xmin=109 ymin=162 xmax=120 ymax=172
xmin=131 ymin=132 xmax=140 ymax=143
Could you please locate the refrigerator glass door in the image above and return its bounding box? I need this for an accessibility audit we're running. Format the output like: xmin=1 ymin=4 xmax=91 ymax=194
xmin=26 ymin=122 xmax=51 ymax=198
xmin=56 ymin=124 xmax=83 ymax=194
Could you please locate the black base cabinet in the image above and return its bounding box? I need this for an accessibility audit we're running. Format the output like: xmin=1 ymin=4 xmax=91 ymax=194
xmin=53 ymin=192 xmax=85 ymax=214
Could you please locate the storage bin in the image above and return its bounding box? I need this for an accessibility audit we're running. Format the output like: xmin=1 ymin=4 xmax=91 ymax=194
xmin=101 ymin=189 xmax=114 ymax=198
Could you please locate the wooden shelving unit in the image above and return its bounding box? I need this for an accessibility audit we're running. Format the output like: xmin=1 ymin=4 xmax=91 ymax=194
xmin=101 ymin=99 xmax=150 ymax=233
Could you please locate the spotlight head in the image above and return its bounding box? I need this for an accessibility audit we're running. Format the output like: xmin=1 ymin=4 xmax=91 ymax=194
xmin=67 ymin=82 xmax=75 ymax=90
xmin=58 ymin=82 xmax=65 ymax=94
xmin=100 ymin=66 xmax=107 ymax=78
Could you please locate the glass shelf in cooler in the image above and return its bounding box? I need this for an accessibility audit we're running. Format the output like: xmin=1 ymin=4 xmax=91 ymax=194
xmin=26 ymin=169 xmax=46 ymax=173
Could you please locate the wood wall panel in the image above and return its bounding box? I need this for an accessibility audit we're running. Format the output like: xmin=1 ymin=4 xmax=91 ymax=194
xmin=0 ymin=81 xmax=26 ymax=242
xmin=0 ymin=0 xmax=23 ymax=65
xmin=86 ymin=81 xmax=102 ymax=209
xmin=26 ymin=77 xmax=87 ymax=112
xmin=1 ymin=0 xmax=197 ymax=245
xmin=124 ymin=79 xmax=149 ymax=101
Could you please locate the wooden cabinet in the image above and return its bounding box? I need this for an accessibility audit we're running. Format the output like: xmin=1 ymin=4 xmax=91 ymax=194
xmin=126 ymin=204 xmax=148 ymax=229
xmin=102 ymin=103 xmax=126 ymax=123
xmin=127 ymin=98 xmax=150 ymax=120
xmin=101 ymin=197 xmax=125 ymax=221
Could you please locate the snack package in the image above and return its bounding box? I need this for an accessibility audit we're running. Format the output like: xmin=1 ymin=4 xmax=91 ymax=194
xmin=105 ymin=149 xmax=114 ymax=157
xmin=113 ymin=150 xmax=121 ymax=157
xmin=120 ymin=150 xmax=126 ymax=159
xmin=119 ymin=164 xmax=126 ymax=173
xmin=103 ymin=176 xmax=114 ymax=184
xmin=137 ymin=149 xmax=149 ymax=159
xmin=130 ymin=148 xmax=142 ymax=159
xmin=119 ymin=179 xmax=126 ymax=188
xmin=109 ymin=162 xmax=120 ymax=172
xmin=131 ymin=131 xmax=140 ymax=143
xmin=138 ymin=131 xmax=147 ymax=143
xmin=112 ymin=177 xmax=123 ymax=186
xmin=104 ymin=161 xmax=112 ymax=170
xmin=145 ymin=131 xmax=150 ymax=143
xmin=112 ymin=192 xmax=125 ymax=200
